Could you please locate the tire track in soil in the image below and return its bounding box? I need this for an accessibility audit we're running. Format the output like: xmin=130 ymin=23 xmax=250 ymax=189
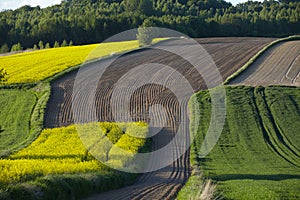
xmin=44 ymin=38 xmax=275 ymax=199
xmin=230 ymin=40 xmax=300 ymax=87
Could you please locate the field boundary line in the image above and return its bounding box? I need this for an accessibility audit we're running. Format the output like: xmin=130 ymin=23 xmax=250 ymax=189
xmin=224 ymin=35 xmax=300 ymax=85
xmin=0 ymin=38 xmax=171 ymax=155
xmin=0 ymin=83 xmax=51 ymax=158
xmin=44 ymin=38 xmax=173 ymax=84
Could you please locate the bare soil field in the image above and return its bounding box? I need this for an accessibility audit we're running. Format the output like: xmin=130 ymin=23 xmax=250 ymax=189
xmin=44 ymin=37 xmax=274 ymax=200
xmin=230 ymin=40 xmax=300 ymax=86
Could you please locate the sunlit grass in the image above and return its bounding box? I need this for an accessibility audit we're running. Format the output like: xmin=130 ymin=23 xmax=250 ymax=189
xmin=0 ymin=90 xmax=36 ymax=156
xmin=182 ymin=86 xmax=300 ymax=199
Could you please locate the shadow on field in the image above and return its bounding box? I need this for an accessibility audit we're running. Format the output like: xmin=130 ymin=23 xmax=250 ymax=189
xmin=214 ymin=174 xmax=300 ymax=181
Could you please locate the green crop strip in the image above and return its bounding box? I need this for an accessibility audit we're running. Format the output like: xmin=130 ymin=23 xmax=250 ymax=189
xmin=179 ymin=86 xmax=300 ymax=200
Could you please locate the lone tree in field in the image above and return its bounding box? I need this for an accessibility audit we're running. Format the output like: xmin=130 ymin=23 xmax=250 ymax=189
xmin=136 ymin=19 xmax=156 ymax=47
xmin=0 ymin=68 xmax=8 ymax=84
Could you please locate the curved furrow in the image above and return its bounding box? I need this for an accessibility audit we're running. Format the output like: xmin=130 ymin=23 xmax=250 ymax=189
xmin=134 ymin=183 xmax=174 ymax=200
xmin=230 ymin=40 xmax=300 ymax=86
xmin=44 ymin=38 xmax=275 ymax=199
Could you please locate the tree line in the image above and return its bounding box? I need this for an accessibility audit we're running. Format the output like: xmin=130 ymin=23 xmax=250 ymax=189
xmin=0 ymin=39 xmax=73 ymax=54
xmin=0 ymin=0 xmax=299 ymax=52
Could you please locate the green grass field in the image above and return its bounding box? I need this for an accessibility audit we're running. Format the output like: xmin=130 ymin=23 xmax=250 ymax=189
xmin=0 ymin=90 xmax=37 ymax=157
xmin=0 ymin=41 xmax=156 ymax=199
xmin=179 ymin=86 xmax=300 ymax=199
xmin=2 ymin=39 xmax=298 ymax=199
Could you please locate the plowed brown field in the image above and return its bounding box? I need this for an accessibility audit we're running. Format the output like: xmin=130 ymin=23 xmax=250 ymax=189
xmin=44 ymin=37 xmax=275 ymax=200
xmin=230 ymin=40 xmax=300 ymax=86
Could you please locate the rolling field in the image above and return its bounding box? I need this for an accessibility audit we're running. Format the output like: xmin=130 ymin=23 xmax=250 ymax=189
xmin=197 ymin=37 xmax=276 ymax=79
xmin=0 ymin=38 xmax=290 ymax=199
xmin=0 ymin=122 xmax=148 ymax=199
xmin=45 ymin=37 xmax=275 ymax=127
xmin=0 ymin=41 xmax=140 ymax=84
xmin=181 ymin=86 xmax=300 ymax=199
xmin=230 ymin=40 xmax=300 ymax=86
xmin=0 ymin=90 xmax=36 ymax=157
xmin=42 ymin=37 xmax=275 ymax=199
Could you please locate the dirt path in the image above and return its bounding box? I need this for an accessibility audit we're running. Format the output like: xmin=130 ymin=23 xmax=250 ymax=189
xmin=230 ymin=41 xmax=300 ymax=86
xmin=44 ymin=37 xmax=274 ymax=199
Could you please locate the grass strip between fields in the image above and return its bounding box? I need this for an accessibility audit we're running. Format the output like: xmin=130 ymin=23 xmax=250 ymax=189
xmin=0 ymin=83 xmax=50 ymax=158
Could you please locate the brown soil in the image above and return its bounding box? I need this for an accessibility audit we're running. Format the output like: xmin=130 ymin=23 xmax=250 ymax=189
xmin=230 ymin=40 xmax=300 ymax=86
xmin=44 ymin=37 xmax=275 ymax=200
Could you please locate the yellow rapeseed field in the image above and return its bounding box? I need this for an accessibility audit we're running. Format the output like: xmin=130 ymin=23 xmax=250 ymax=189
xmin=0 ymin=41 xmax=139 ymax=84
xmin=0 ymin=122 xmax=148 ymax=183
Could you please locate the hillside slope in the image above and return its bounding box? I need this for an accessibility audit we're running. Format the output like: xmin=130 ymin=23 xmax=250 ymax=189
xmin=186 ymin=86 xmax=300 ymax=199
xmin=230 ymin=40 xmax=300 ymax=86
xmin=43 ymin=38 xmax=275 ymax=199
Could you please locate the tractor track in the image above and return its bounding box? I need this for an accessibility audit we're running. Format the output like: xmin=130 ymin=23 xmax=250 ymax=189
xmin=44 ymin=37 xmax=274 ymax=199
xmin=230 ymin=40 xmax=300 ymax=86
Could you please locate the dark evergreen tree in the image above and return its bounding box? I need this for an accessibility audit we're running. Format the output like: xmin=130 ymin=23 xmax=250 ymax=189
xmin=0 ymin=0 xmax=299 ymax=48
